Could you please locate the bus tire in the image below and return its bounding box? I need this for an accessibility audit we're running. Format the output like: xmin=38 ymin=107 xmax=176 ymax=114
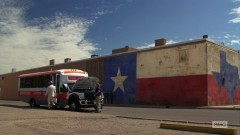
xmin=29 ymin=99 xmax=36 ymax=108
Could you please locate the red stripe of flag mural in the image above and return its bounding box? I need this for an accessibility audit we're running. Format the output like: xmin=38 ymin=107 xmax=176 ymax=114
xmin=137 ymin=75 xmax=208 ymax=105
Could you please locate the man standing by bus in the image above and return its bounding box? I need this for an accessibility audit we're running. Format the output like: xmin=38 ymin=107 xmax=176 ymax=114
xmin=45 ymin=81 xmax=57 ymax=110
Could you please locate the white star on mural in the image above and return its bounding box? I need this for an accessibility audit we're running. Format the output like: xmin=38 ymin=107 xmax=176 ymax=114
xmin=111 ymin=67 xmax=128 ymax=92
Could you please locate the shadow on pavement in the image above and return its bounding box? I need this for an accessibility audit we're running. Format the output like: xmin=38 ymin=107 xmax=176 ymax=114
xmin=0 ymin=104 xmax=30 ymax=109
xmin=0 ymin=103 xmax=98 ymax=113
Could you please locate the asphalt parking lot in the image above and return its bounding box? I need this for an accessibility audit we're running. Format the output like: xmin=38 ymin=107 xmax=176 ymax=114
xmin=0 ymin=100 xmax=217 ymax=135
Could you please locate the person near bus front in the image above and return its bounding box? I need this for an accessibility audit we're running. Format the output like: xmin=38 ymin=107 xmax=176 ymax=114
xmin=45 ymin=81 xmax=57 ymax=110
xmin=94 ymin=82 xmax=102 ymax=112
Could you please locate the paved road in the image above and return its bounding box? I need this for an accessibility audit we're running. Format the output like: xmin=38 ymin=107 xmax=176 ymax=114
xmin=0 ymin=100 xmax=213 ymax=135
xmin=2 ymin=100 xmax=239 ymax=126
xmin=1 ymin=100 xmax=240 ymax=126
xmin=102 ymin=105 xmax=240 ymax=126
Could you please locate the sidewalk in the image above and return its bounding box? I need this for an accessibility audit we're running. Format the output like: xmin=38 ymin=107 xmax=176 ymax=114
xmin=104 ymin=104 xmax=240 ymax=110
xmin=198 ymin=105 xmax=240 ymax=110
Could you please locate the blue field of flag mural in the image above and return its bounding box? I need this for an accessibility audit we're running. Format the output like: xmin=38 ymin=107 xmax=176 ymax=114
xmin=103 ymin=53 xmax=136 ymax=104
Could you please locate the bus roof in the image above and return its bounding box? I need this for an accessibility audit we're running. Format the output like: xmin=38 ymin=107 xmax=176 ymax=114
xmin=18 ymin=69 xmax=88 ymax=78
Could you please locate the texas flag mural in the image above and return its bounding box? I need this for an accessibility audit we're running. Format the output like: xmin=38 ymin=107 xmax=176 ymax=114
xmin=103 ymin=53 xmax=136 ymax=104
xmin=210 ymin=51 xmax=240 ymax=105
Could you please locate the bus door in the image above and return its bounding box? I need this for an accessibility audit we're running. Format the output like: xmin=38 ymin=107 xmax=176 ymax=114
xmin=52 ymin=74 xmax=60 ymax=104
xmin=53 ymin=74 xmax=60 ymax=93
xmin=56 ymin=75 xmax=68 ymax=108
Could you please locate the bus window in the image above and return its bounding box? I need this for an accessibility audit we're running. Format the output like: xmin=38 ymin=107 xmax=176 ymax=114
xmin=20 ymin=78 xmax=26 ymax=88
xmin=38 ymin=76 xmax=44 ymax=88
xmin=32 ymin=77 xmax=38 ymax=88
xmin=25 ymin=78 xmax=31 ymax=88
xmin=43 ymin=75 xmax=52 ymax=87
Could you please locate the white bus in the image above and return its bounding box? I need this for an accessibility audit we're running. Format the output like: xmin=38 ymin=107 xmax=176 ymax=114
xmin=18 ymin=69 xmax=88 ymax=108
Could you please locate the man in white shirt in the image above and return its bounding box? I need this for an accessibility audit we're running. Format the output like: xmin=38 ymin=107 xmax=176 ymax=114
xmin=45 ymin=81 xmax=57 ymax=110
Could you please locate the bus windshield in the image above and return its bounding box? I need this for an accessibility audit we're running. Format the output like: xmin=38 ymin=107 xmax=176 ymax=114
xmin=67 ymin=83 xmax=75 ymax=90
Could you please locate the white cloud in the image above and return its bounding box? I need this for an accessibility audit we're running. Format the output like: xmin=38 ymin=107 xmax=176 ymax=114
xmin=229 ymin=7 xmax=240 ymax=23
xmin=234 ymin=0 xmax=240 ymax=2
xmin=166 ymin=40 xmax=177 ymax=44
xmin=229 ymin=18 xmax=240 ymax=23
xmin=94 ymin=10 xmax=108 ymax=16
xmin=92 ymin=10 xmax=110 ymax=19
xmin=136 ymin=40 xmax=178 ymax=49
xmin=136 ymin=43 xmax=154 ymax=49
xmin=0 ymin=0 xmax=98 ymax=74
xmin=230 ymin=7 xmax=240 ymax=14
xmin=231 ymin=40 xmax=240 ymax=45
xmin=210 ymin=33 xmax=240 ymax=47
xmin=224 ymin=33 xmax=238 ymax=39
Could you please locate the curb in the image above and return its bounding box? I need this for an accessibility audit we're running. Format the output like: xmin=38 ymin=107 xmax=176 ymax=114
xmin=103 ymin=104 xmax=240 ymax=110
xmin=160 ymin=123 xmax=240 ymax=135
xmin=116 ymin=116 xmax=240 ymax=127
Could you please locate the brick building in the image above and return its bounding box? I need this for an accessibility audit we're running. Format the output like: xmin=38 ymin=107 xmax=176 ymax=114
xmin=1 ymin=36 xmax=240 ymax=106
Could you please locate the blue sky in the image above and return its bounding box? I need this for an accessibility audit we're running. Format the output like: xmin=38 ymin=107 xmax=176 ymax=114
xmin=0 ymin=0 xmax=239 ymax=74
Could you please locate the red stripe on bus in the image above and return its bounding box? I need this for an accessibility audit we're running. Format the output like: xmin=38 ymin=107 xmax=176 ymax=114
xmin=19 ymin=91 xmax=68 ymax=99
xmin=64 ymin=70 xmax=85 ymax=74
xmin=18 ymin=71 xmax=60 ymax=78
xmin=19 ymin=91 xmax=46 ymax=96
xmin=68 ymin=76 xmax=84 ymax=80
xmin=57 ymin=93 xmax=67 ymax=99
